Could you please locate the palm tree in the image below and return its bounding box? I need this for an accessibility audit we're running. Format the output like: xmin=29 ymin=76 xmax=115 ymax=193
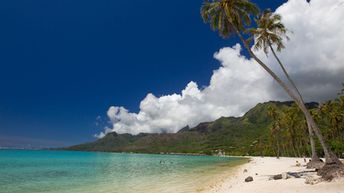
xmin=201 ymin=0 xmax=342 ymax=168
xmin=247 ymin=9 xmax=322 ymax=165
xmin=267 ymin=106 xmax=281 ymax=158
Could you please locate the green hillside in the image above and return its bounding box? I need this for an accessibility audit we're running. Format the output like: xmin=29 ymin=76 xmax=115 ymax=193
xmin=64 ymin=100 xmax=343 ymax=157
xmin=64 ymin=101 xmax=298 ymax=155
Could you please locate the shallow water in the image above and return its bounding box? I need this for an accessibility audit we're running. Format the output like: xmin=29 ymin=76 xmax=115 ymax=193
xmin=0 ymin=150 xmax=243 ymax=193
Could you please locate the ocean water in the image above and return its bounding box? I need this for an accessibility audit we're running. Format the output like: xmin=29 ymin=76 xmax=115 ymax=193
xmin=0 ymin=150 xmax=244 ymax=193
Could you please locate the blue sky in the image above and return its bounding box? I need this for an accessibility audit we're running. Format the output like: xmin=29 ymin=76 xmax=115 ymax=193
xmin=0 ymin=0 xmax=287 ymax=147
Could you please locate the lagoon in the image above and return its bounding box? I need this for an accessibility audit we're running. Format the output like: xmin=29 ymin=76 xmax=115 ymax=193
xmin=0 ymin=150 xmax=243 ymax=193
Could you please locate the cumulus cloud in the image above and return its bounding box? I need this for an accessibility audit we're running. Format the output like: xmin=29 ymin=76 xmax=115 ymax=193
xmin=260 ymin=0 xmax=344 ymax=101
xmin=97 ymin=0 xmax=344 ymax=136
xmin=97 ymin=45 xmax=272 ymax=136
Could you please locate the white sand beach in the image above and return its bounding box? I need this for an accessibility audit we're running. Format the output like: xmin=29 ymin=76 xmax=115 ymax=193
xmin=204 ymin=157 xmax=344 ymax=193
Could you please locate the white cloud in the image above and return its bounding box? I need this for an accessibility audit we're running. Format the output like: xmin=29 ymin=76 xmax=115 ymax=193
xmin=97 ymin=0 xmax=344 ymax=136
xmin=260 ymin=0 xmax=344 ymax=101
xmin=97 ymin=45 xmax=272 ymax=136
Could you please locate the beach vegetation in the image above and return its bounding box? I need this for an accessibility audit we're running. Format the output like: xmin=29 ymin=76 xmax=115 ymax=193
xmin=200 ymin=0 xmax=343 ymax=178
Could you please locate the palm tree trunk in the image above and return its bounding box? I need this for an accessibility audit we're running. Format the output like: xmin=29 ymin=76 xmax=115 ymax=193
xmin=233 ymin=28 xmax=342 ymax=165
xmin=276 ymin=139 xmax=280 ymax=158
xmin=306 ymin=117 xmax=321 ymax=161
xmin=268 ymin=42 xmax=302 ymax=100
xmin=268 ymin=42 xmax=321 ymax=162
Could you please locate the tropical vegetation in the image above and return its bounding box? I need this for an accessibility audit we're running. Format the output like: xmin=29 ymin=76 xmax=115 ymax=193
xmin=267 ymin=94 xmax=344 ymax=158
xmin=200 ymin=0 xmax=343 ymax=177
xmin=248 ymin=9 xmax=321 ymax=164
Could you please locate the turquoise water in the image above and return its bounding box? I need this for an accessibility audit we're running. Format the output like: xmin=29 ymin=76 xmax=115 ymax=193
xmin=0 ymin=150 xmax=243 ymax=193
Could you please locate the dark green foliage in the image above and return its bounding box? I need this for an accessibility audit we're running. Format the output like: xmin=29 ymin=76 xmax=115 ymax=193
xmin=247 ymin=9 xmax=289 ymax=54
xmin=314 ymin=95 xmax=344 ymax=157
xmin=201 ymin=0 xmax=259 ymax=38
xmin=265 ymin=95 xmax=344 ymax=158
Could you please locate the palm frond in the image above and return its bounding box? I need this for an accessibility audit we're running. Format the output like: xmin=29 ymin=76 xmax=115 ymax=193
xmin=247 ymin=9 xmax=289 ymax=54
xmin=201 ymin=0 xmax=259 ymax=38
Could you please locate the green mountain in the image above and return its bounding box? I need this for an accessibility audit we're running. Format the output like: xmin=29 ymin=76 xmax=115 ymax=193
xmin=65 ymin=101 xmax=320 ymax=156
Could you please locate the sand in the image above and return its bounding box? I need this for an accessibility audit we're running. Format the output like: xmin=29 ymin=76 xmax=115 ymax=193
xmin=204 ymin=157 xmax=344 ymax=193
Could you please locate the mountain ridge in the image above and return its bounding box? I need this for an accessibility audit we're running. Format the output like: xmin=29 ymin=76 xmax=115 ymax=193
xmin=64 ymin=101 xmax=320 ymax=155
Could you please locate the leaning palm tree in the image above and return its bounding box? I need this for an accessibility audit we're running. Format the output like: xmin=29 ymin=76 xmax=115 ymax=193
xmin=267 ymin=106 xmax=281 ymax=158
xmin=247 ymin=9 xmax=322 ymax=167
xmin=201 ymin=0 xmax=342 ymax=171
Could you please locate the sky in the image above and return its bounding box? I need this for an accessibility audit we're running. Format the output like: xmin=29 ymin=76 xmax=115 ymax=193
xmin=1 ymin=0 xmax=343 ymax=148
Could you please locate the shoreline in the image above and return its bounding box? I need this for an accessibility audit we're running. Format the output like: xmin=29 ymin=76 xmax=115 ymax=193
xmin=203 ymin=157 xmax=344 ymax=193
